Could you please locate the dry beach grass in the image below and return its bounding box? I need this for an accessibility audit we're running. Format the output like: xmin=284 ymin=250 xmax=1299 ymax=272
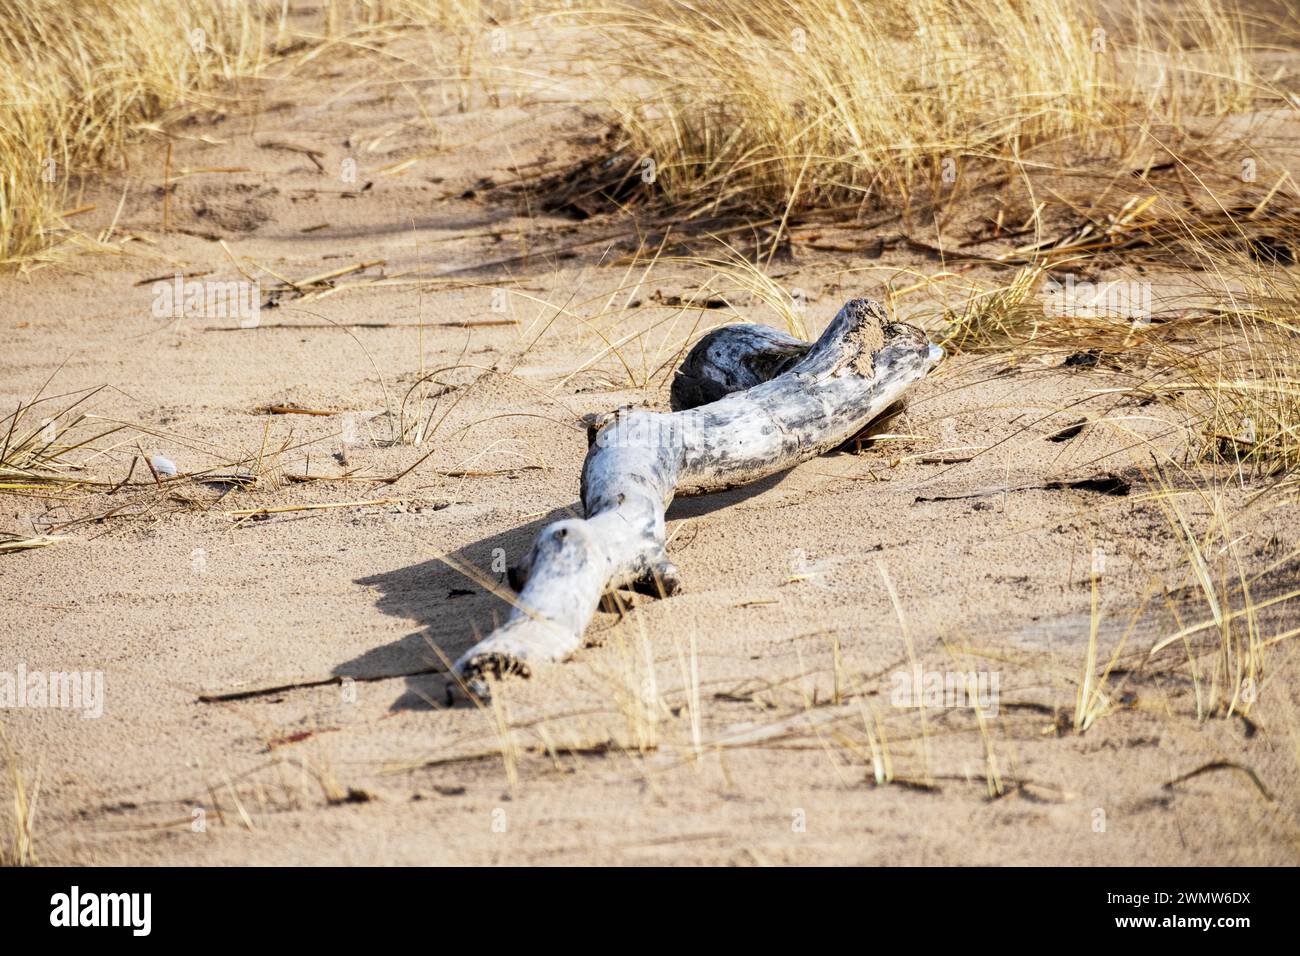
xmin=2 ymin=0 xmax=1300 ymax=865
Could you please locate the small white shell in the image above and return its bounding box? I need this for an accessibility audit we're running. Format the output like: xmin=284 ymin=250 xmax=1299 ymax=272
xmin=150 ymin=455 xmax=178 ymax=477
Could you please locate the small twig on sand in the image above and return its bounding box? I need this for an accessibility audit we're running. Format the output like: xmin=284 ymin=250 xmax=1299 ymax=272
xmin=223 ymin=497 xmax=403 ymax=518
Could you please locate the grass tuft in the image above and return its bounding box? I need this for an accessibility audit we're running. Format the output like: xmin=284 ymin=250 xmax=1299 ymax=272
xmin=586 ymin=0 xmax=1272 ymax=221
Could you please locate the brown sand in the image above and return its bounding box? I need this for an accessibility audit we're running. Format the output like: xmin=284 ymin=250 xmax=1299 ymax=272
xmin=2 ymin=22 xmax=1298 ymax=866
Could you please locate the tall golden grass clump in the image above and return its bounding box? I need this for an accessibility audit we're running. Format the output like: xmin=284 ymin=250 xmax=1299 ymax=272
xmin=1182 ymin=248 xmax=1300 ymax=477
xmin=589 ymin=0 xmax=1260 ymax=218
xmin=933 ymin=199 xmax=1300 ymax=478
xmin=321 ymin=0 xmax=497 ymax=34
xmin=0 ymin=0 xmax=271 ymax=264
xmin=0 ymin=727 xmax=39 ymax=867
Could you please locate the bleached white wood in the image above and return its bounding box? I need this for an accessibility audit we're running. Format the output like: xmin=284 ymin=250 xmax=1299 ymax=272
xmin=452 ymin=298 xmax=942 ymax=691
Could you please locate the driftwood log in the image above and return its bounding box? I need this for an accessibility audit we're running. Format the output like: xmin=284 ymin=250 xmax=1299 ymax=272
xmin=452 ymin=298 xmax=942 ymax=691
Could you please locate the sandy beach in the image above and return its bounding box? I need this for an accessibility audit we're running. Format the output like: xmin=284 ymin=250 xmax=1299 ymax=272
xmin=3 ymin=2 xmax=1299 ymax=866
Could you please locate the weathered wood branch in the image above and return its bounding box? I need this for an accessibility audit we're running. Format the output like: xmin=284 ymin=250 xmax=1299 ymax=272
xmin=670 ymin=322 xmax=911 ymax=445
xmin=669 ymin=322 xmax=812 ymax=410
xmin=452 ymin=299 xmax=942 ymax=690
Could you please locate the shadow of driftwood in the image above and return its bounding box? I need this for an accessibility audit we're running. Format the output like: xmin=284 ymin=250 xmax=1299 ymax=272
xmin=345 ymin=470 xmax=792 ymax=710
xmin=666 ymin=470 xmax=788 ymax=520
xmin=347 ymin=504 xmax=575 ymax=710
